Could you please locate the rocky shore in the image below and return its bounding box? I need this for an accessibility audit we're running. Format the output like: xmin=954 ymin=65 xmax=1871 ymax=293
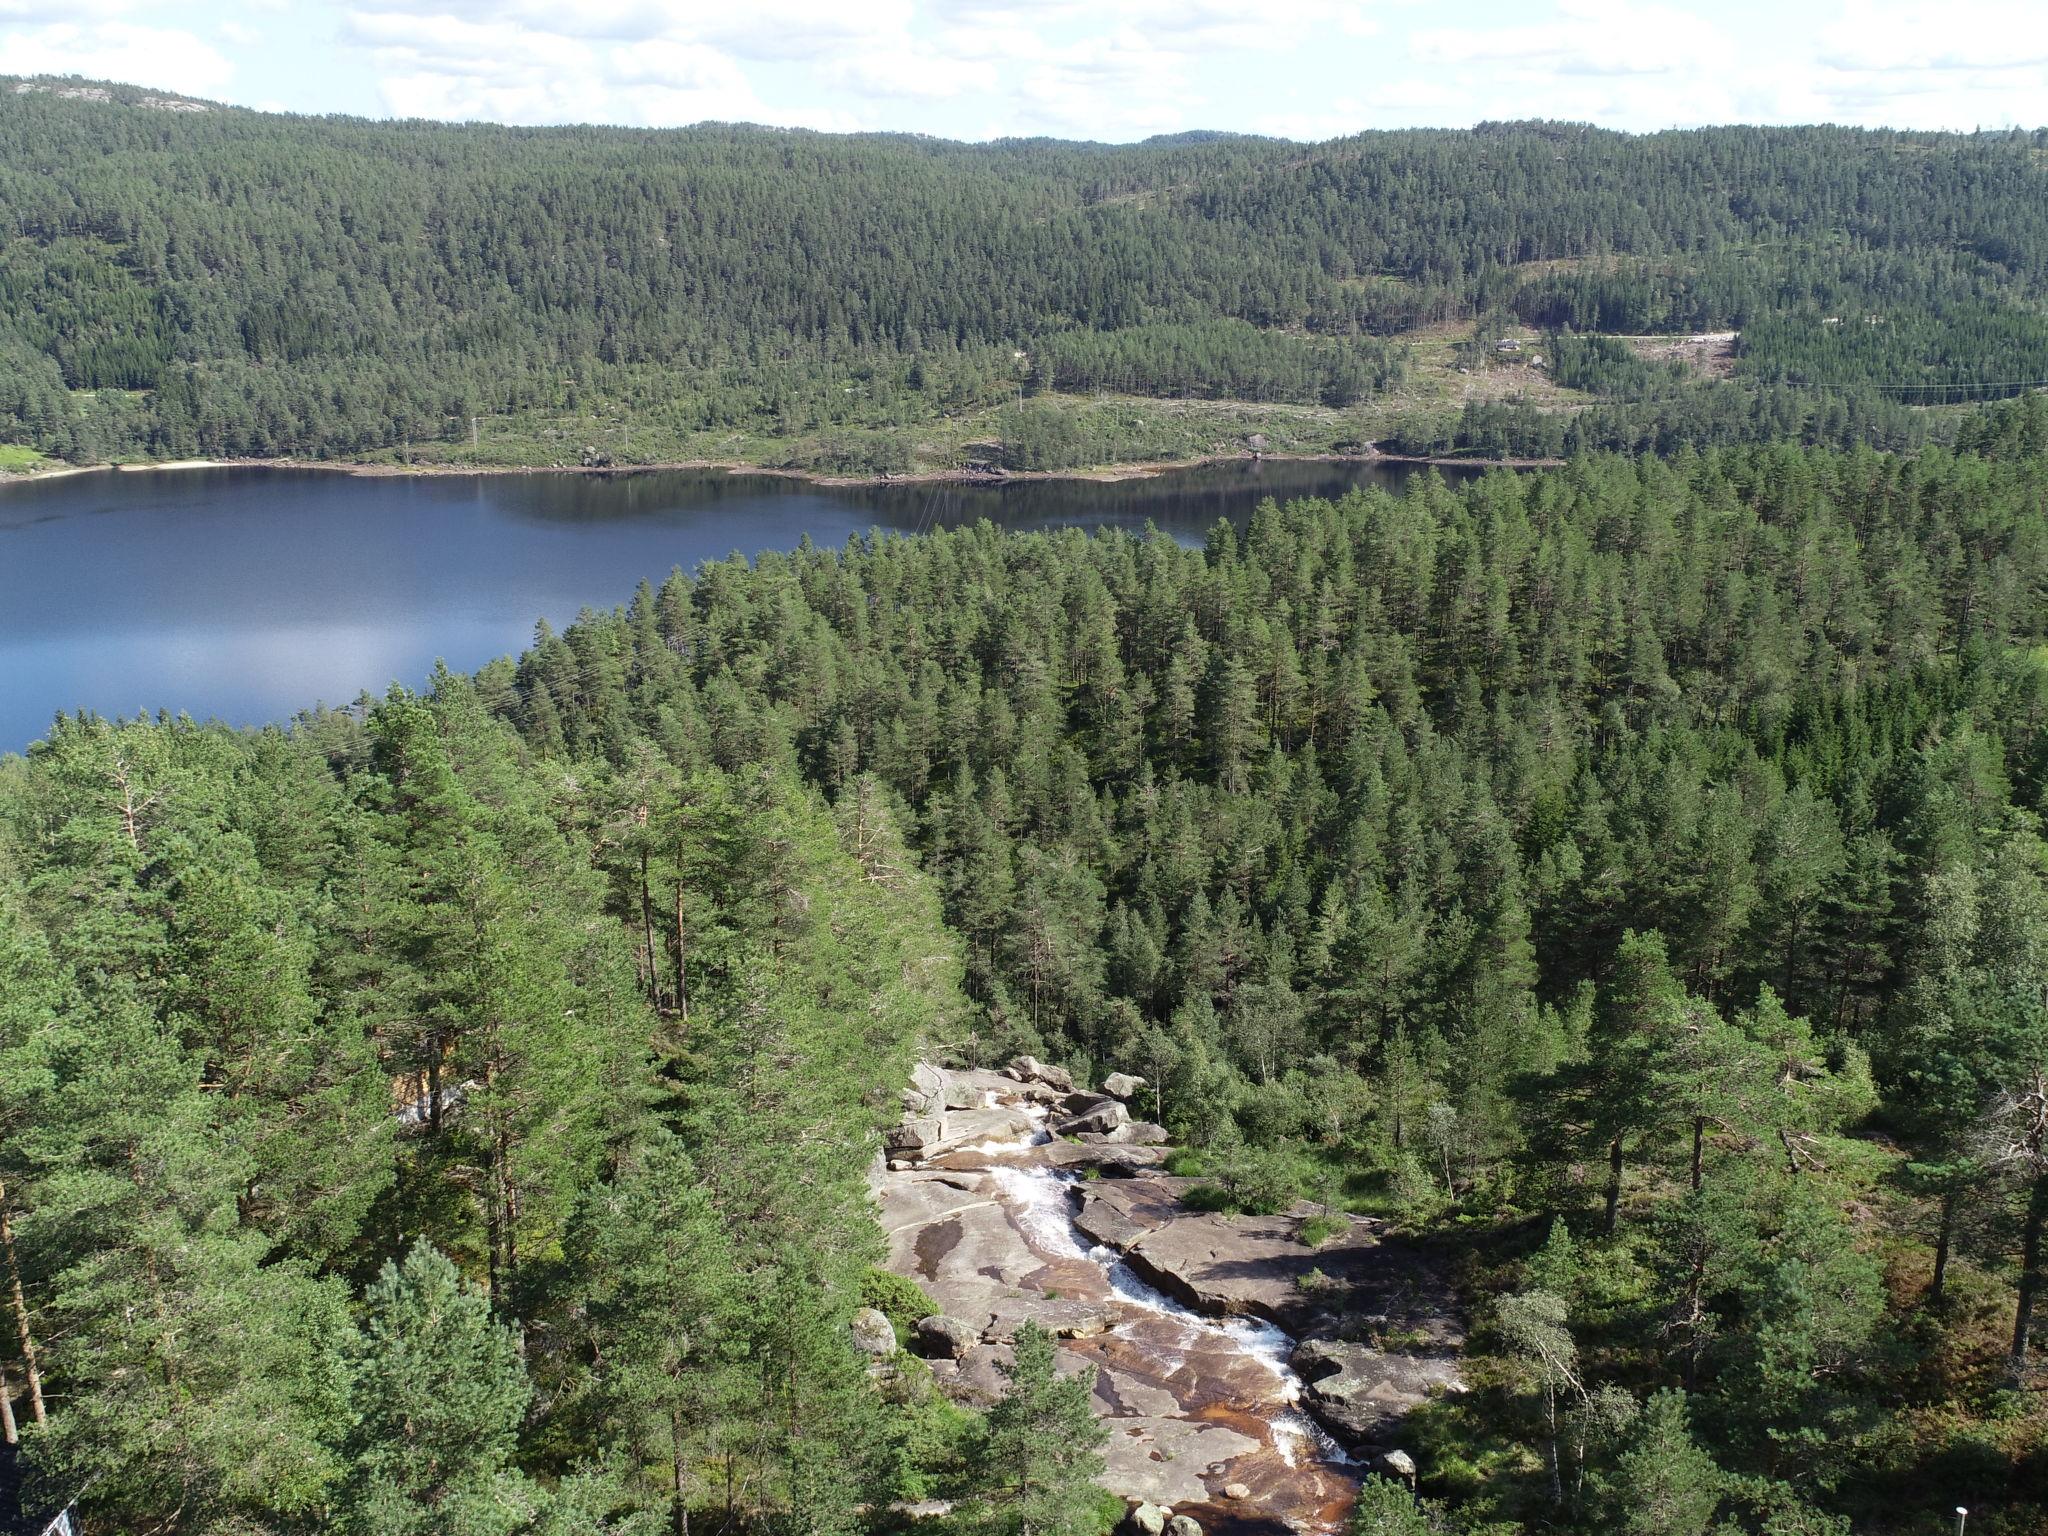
xmin=868 ymin=1058 xmax=1465 ymax=1534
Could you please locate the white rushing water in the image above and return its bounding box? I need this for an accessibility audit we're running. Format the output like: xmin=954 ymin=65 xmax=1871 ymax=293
xmin=984 ymin=1108 xmax=1350 ymax=1470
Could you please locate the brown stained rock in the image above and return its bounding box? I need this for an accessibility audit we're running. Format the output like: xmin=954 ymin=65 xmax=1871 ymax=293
xmin=985 ymin=1297 xmax=1115 ymax=1340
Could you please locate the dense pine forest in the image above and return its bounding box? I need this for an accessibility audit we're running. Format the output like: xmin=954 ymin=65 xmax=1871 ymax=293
xmin=3 ymin=82 xmax=2048 ymax=471
xmin=3 ymin=397 xmax=2048 ymax=1534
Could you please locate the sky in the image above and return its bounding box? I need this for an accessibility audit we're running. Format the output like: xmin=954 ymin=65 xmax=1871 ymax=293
xmin=4 ymin=0 xmax=2047 ymax=142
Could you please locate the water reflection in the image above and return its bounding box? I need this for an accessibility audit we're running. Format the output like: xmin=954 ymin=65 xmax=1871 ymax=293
xmin=0 ymin=460 xmax=1476 ymax=749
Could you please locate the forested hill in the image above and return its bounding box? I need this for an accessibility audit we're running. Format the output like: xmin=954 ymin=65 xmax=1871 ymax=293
xmin=6 ymin=405 xmax=2048 ymax=1534
xmin=3 ymin=80 xmax=2047 ymax=469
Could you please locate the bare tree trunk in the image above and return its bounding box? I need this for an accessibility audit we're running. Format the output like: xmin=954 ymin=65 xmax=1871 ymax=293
xmin=671 ymin=1404 xmax=691 ymax=1536
xmin=1931 ymin=1186 xmax=1957 ymax=1304
xmin=0 ymin=1182 xmax=46 ymax=1425
xmin=1603 ymin=1135 xmax=1624 ymax=1236
xmin=673 ymin=885 xmax=690 ymax=1022
xmin=1690 ymin=1116 xmax=1705 ymax=1192
xmin=2008 ymin=1171 xmax=2048 ymax=1384
xmin=641 ymin=850 xmax=661 ymax=1009
xmin=426 ymin=1036 xmax=443 ymax=1137
xmin=1544 ymin=1383 xmax=1562 ymax=1507
xmin=0 ymin=1361 xmax=17 ymax=1445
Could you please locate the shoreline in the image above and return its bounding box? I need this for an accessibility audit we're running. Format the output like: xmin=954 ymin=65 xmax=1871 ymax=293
xmin=1 ymin=448 xmax=1560 ymax=491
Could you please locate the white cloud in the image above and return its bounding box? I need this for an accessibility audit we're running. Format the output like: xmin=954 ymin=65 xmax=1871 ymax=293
xmin=0 ymin=20 xmax=234 ymax=95
xmin=7 ymin=0 xmax=2042 ymax=139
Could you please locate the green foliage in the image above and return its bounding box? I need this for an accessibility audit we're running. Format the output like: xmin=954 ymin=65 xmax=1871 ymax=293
xmin=1350 ymin=1475 xmax=1436 ymax=1536
xmin=1300 ymin=1213 xmax=1348 ymax=1247
xmin=338 ymin=1243 xmax=537 ymax=1536
xmin=863 ymin=1267 xmax=942 ymax=1347
xmin=974 ymin=1323 xmax=1111 ymax=1536
xmin=1596 ymin=1390 xmax=1724 ymax=1536
xmin=5 ymin=94 xmax=2048 ymax=464
xmin=7 ymin=420 xmax=2048 ymax=1534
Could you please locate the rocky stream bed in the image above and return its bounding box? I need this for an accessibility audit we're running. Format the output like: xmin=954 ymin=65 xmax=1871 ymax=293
xmin=868 ymin=1059 xmax=1467 ymax=1535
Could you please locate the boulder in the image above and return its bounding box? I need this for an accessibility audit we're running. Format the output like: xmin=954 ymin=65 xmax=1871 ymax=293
xmin=849 ymin=1307 xmax=897 ymax=1356
xmin=1167 ymin=1517 xmax=1203 ymax=1536
xmin=1380 ymin=1449 xmax=1418 ymax=1480
xmin=1053 ymin=1098 xmax=1129 ymax=1138
xmin=940 ymin=1079 xmax=984 ymax=1111
xmin=1291 ymin=1337 xmax=1463 ymax=1445
xmin=885 ymin=1116 xmax=945 ymax=1156
xmin=1103 ymin=1072 xmax=1146 ymax=1100
xmin=911 ymin=1061 xmax=945 ymax=1097
xmin=1222 ymin=1483 xmax=1250 ymax=1501
xmin=950 ymin=1342 xmax=1016 ymax=1408
xmin=913 ymin=1314 xmax=978 ymax=1359
xmin=985 ymin=1297 xmax=1113 ymax=1340
xmin=1076 ymin=1120 xmax=1167 ymax=1146
xmin=1037 ymin=1140 xmax=1165 ymax=1177
xmin=1006 ymin=1054 xmax=1075 ymax=1094
xmin=1128 ymin=1505 xmax=1169 ymax=1536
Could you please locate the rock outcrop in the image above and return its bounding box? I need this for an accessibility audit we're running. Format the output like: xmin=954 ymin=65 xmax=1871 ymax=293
xmin=1290 ymin=1337 xmax=1464 ymax=1447
xmin=874 ymin=1061 xmax=1458 ymax=1528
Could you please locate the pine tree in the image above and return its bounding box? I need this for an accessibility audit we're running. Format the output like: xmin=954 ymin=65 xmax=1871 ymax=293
xmin=976 ymin=1323 xmax=1108 ymax=1536
xmin=337 ymin=1243 xmax=538 ymax=1536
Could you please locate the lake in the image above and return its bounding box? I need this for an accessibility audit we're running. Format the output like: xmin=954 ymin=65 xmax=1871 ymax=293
xmin=0 ymin=458 xmax=1471 ymax=751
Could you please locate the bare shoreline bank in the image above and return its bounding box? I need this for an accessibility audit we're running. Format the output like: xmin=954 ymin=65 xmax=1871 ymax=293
xmin=1 ymin=448 xmax=1559 ymax=492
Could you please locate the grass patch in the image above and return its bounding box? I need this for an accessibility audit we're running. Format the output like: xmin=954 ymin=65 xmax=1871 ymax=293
xmin=0 ymin=444 xmax=48 ymax=473
xmin=1299 ymin=1213 xmax=1348 ymax=1247
xmin=861 ymin=1266 xmax=939 ymax=1348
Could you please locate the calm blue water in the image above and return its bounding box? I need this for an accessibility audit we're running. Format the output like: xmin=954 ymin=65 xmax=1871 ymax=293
xmin=0 ymin=460 xmax=1463 ymax=751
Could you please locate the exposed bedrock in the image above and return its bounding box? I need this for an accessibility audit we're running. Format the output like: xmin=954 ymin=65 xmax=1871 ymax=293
xmin=872 ymin=1060 xmax=1465 ymax=1530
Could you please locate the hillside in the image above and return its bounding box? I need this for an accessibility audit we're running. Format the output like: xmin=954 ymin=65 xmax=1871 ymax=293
xmin=3 ymin=81 xmax=2047 ymax=474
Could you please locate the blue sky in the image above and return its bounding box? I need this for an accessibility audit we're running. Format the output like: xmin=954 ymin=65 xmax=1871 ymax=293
xmin=5 ymin=0 xmax=2046 ymax=141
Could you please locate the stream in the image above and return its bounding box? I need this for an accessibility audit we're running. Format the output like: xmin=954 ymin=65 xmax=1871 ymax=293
xmin=988 ymin=1106 xmax=1351 ymax=1475
xmin=875 ymin=1074 xmax=1360 ymax=1533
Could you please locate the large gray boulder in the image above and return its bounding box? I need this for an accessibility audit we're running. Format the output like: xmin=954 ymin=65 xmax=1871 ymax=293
xmin=1006 ymin=1054 xmax=1075 ymax=1094
xmin=950 ymin=1342 xmax=1016 ymax=1407
xmin=885 ymin=1116 xmax=945 ymax=1156
xmin=1102 ymin=1072 xmax=1146 ymax=1100
xmin=1037 ymin=1141 xmax=1165 ymax=1177
xmin=1076 ymin=1120 xmax=1167 ymax=1146
xmin=1053 ymin=1097 xmax=1129 ymax=1138
xmin=1166 ymin=1516 xmax=1202 ymax=1536
xmin=1291 ymin=1337 xmax=1462 ymax=1445
xmin=985 ymin=1297 xmax=1113 ymax=1340
xmin=940 ymin=1078 xmax=984 ymax=1110
xmin=849 ymin=1307 xmax=897 ymax=1356
xmin=1127 ymin=1505 xmax=1168 ymax=1536
xmin=914 ymin=1314 xmax=979 ymax=1359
